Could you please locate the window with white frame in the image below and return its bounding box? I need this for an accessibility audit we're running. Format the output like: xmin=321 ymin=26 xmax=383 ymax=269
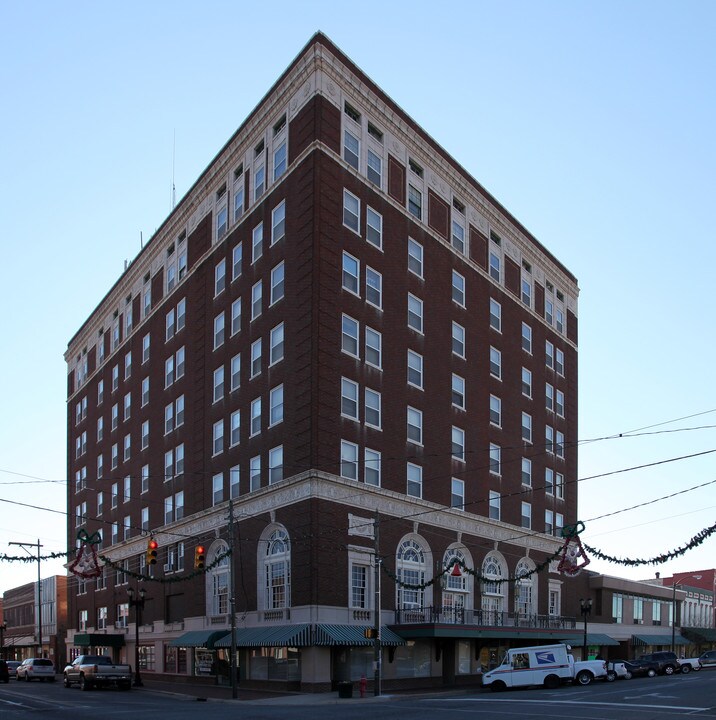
xmin=489 ymin=491 xmax=500 ymax=520
xmin=141 ymin=420 xmax=149 ymax=450
xmin=407 ymin=350 xmax=423 ymax=388
xmin=452 ymin=426 xmax=465 ymax=461
xmin=269 ymin=445 xmax=283 ymax=484
xmin=546 ymin=340 xmax=554 ymax=369
xmin=408 ymin=237 xmax=423 ymax=276
xmin=230 ymin=465 xmax=240 ymax=498
xmin=556 ymin=348 xmax=565 ymax=376
xmin=545 ymin=509 xmax=554 ymax=535
xmin=556 ymin=389 xmax=565 ymax=417
xmin=232 ymin=241 xmax=242 ymax=280
xmin=214 ymin=312 xmax=225 ymax=349
xmin=271 ymin=200 xmax=285 ymax=244
xmin=351 ymin=563 xmax=369 ymax=608
xmin=251 ymin=280 xmax=262 ymax=320
xmin=489 ymin=347 xmax=501 ymax=379
xmin=270 ymin=262 xmax=285 ymax=304
xmin=365 ymin=448 xmax=381 ymax=486
xmin=270 ymin=323 xmax=284 ymax=365
xmin=141 ymin=464 xmax=149 ymax=493
xmin=489 ymin=250 xmax=501 ymax=282
xmin=521 ymin=367 xmax=532 ymax=397
xmin=406 ymin=463 xmax=422 ymax=498
xmin=521 ymin=276 xmax=532 ymax=307
xmin=407 ymin=294 xmax=423 ymax=332
xmin=556 ymin=430 xmax=565 ymax=459
xmin=213 ymin=366 xmax=225 ymax=402
xmin=263 ymin=527 xmax=290 ymax=610
xmin=254 ymin=163 xmax=265 ymax=202
xmin=546 ymin=425 xmax=555 ymax=454
xmin=341 ymin=314 xmax=359 ymax=356
xmin=342 ymin=252 xmax=359 ymax=294
xmin=489 ymin=443 xmax=501 ymax=475
xmin=269 ymin=385 xmax=284 ymax=426
xmin=545 ymin=468 xmax=554 ymax=495
xmin=212 ymin=420 xmax=224 ymax=455
xmin=233 ymin=166 xmax=244 ymax=222
xmin=366 ymin=207 xmax=382 ymax=248
xmin=124 ymin=351 xmax=132 ymax=379
xmin=396 ymin=537 xmax=426 ymax=608
xmin=365 ymin=266 xmax=382 ymax=308
xmin=216 ymin=203 xmax=228 ymax=242
xmin=213 ymin=473 xmax=224 ymax=506
xmin=452 ymin=271 xmax=465 ymax=306
xmin=252 ymin=222 xmax=263 ymax=263
xmin=340 ymin=440 xmax=358 ymax=480
xmin=452 ymin=373 xmax=465 ymax=409
xmin=230 ymin=298 xmax=241 ymax=336
xmin=215 ymin=259 xmax=226 ymax=296
xmin=489 ymin=394 xmax=501 ymax=426
xmin=407 ymin=406 xmax=423 ymax=444
xmin=250 ymin=397 xmax=261 ymax=436
xmin=522 ymin=412 xmax=532 ymax=443
xmin=365 ymin=327 xmax=381 ymax=368
xmin=521 ymin=458 xmax=532 ymax=486
xmin=452 ymin=322 xmax=465 ymax=357
xmin=273 ymin=141 xmax=287 ymax=181
xmin=343 ymin=128 xmax=360 ymax=170
xmin=451 ymin=478 xmax=465 ymax=510
xmin=343 ymin=190 xmax=360 ymax=233
xmin=365 ymin=388 xmax=381 ymax=428
xmin=367 ymin=148 xmax=382 ymax=188
xmin=408 ymin=184 xmax=422 ymax=220
xmin=546 ymin=383 xmax=555 ymax=412
xmin=522 ymin=322 xmax=532 ymax=353
xmin=250 ymin=338 xmax=262 ymax=378
xmin=341 ymin=377 xmax=359 ymax=420
xmin=489 ymin=298 xmax=501 ymax=331
xmin=452 ymin=220 xmax=465 ymax=254
xmin=250 ymin=455 xmax=261 ymax=491
xmin=230 ymin=409 xmax=240 ymax=446
xmin=230 ymin=353 xmax=241 ymax=391
xmin=141 ymin=376 xmax=149 ymax=407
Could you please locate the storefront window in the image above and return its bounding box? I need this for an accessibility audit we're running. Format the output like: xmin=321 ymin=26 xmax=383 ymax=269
xmin=248 ymin=647 xmax=300 ymax=681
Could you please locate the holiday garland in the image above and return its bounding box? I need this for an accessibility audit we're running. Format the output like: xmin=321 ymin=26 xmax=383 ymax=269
xmin=97 ymin=551 xmax=232 ymax=583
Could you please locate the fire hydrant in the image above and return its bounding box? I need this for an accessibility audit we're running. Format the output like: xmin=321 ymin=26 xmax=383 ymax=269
xmin=359 ymin=674 xmax=367 ymax=697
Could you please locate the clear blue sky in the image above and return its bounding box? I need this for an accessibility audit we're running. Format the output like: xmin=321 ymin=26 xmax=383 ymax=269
xmin=1 ymin=1 xmax=715 ymax=594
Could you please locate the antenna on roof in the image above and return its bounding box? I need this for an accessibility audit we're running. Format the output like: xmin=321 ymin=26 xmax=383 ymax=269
xmin=171 ymin=129 xmax=176 ymax=211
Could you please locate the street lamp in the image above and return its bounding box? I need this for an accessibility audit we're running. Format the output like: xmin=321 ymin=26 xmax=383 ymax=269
xmin=580 ymin=598 xmax=593 ymax=660
xmin=126 ymin=586 xmax=146 ymax=687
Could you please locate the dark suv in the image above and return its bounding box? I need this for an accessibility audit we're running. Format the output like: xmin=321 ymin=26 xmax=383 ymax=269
xmin=638 ymin=651 xmax=680 ymax=675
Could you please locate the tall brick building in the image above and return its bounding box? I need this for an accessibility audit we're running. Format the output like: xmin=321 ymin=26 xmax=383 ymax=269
xmin=66 ymin=33 xmax=579 ymax=690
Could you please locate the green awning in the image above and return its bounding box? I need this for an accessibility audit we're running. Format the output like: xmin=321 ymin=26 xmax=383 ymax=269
xmin=682 ymin=627 xmax=716 ymax=642
xmin=560 ymin=633 xmax=620 ymax=647
xmin=215 ymin=624 xmax=312 ymax=648
xmin=632 ymin=633 xmax=688 ymax=646
xmin=314 ymin=624 xmax=405 ymax=647
xmin=74 ymin=633 xmax=125 ymax=648
xmin=168 ymin=630 xmax=230 ymax=648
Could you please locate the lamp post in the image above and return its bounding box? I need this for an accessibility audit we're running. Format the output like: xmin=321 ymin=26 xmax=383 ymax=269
xmin=126 ymin=586 xmax=146 ymax=687
xmin=579 ymin=598 xmax=593 ymax=660
xmin=0 ymin=622 xmax=6 ymax=659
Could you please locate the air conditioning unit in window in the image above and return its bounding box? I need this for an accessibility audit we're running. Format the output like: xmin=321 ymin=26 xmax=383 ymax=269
xmin=163 ymin=563 xmax=173 ymax=572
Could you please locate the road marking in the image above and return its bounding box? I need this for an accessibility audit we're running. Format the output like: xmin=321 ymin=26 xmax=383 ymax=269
xmin=437 ymin=698 xmax=709 ymax=711
xmin=0 ymin=699 xmax=29 ymax=708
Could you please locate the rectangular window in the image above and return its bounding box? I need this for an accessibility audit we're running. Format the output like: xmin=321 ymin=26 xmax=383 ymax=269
xmin=365 ymin=327 xmax=382 ymax=368
xmin=489 ymin=298 xmax=501 ymax=331
xmin=141 ymin=420 xmax=149 ymax=450
xmin=123 ymin=434 xmax=131 ymax=461
xmin=269 ymin=384 xmax=284 ymax=426
xmin=489 ymin=491 xmax=501 ymax=520
xmin=367 ymin=149 xmax=382 ymax=187
xmin=366 ymin=207 xmax=382 ymax=248
xmin=545 ymin=298 xmax=554 ymax=325
xmin=521 ymin=502 xmax=532 ymax=529
xmin=365 ymin=448 xmax=381 ymax=486
xmin=556 ymin=430 xmax=565 ymax=459
xmin=451 ymin=426 xmax=465 ymax=461
xmin=142 ymin=334 xmax=150 ymax=364
xmin=268 ymin=445 xmax=283 ymax=484
xmin=271 ymin=201 xmax=286 ymax=244
xmin=251 ymin=280 xmax=262 ymax=320
xmin=254 ymin=164 xmax=265 ymax=201
xmin=452 ymin=220 xmax=465 ymax=253
xmin=216 ymin=206 xmax=227 ymax=241
xmin=408 ymin=184 xmax=422 ymax=220
xmin=233 ymin=169 xmax=244 ymax=222
xmin=451 ymin=271 xmax=466 ymax=307
xmin=489 ymin=395 xmax=501 ymax=426
xmin=214 ymin=312 xmax=225 ymax=349
xmin=489 ymin=347 xmax=501 ymax=379
xmin=452 ymin=322 xmax=465 ymax=358
xmin=546 ymin=425 xmax=555 ymax=454
xmin=451 ymin=478 xmax=465 ymax=509
xmin=407 ymin=238 xmax=423 ymax=277
xmin=365 ymin=267 xmax=382 ymax=308
xmin=341 ymin=378 xmax=359 ymax=419
xmin=230 ymin=465 xmax=240 ymax=498
xmin=365 ymin=388 xmax=381 ymax=428
xmin=215 ymin=259 xmax=226 ymax=296
xmin=212 ymin=420 xmax=224 ymax=455
xmin=407 ymin=294 xmax=423 ymax=332
xmin=112 ymin=364 xmax=119 ymax=391
xmin=351 ymin=564 xmax=368 ymax=608
xmin=250 ymin=338 xmax=262 ymax=378
xmin=545 ymin=468 xmax=554 ymax=495
xmin=521 ymin=277 xmax=532 ymax=307
xmin=213 ymin=473 xmax=224 ymax=506
xmin=230 ymin=410 xmax=241 ymax=446
xmin=489 ymin=443 xmax=501 ymax=475
xmin=407 ymin=406 xmax=423 ymax=444
xmin=213 ymin=366 xmax=225 ymax=402
xmin=250 ymin=397 xmax=261 ymax=436
xmin=273 ymin=142 xmax=287 ymax=181
xmin=124 ymin=351 xmax=132 ymax=379
xmin=230 ymin=298 xmax=241 ymax=336
xmin=270 ymin=323 xmax=284 ymax=365
xmin=165 ymin=402 xmax=174 ymax=434
xmin=522 ymin=412 xmax=532 ymax=443
xmin=522 ymin=323 xmax=532 ymax=353
xmin=407 ymin=463 xmax=422 ymax=498
xmin=546 ymin=383 xmax=555 ymax=412
xmin=97 ymin=417 xmax=104 ymax=441
xmin=232 ymin=242 xmax=243 ymax=280
xmin=556 ymin=348 xmax=565 ymax=376
xmin=556 ymin=389 xmax=565 ymax=417
xmin=556 ymin=471 xmax=565 ymax=499
xmin=343 ymin=129 xmax=360 ymax=170
xmin=407 ymin=350 xmax=423 ymax=388
xmin=141 ymin=465 xmax=149 ymax=493
xmin=489 ymin=251 xmax=501 ymax=282
xmin=521 ymin=367 xmax=532 ymax=397
xmin=250 ymin=455 xmax=261 ymax=491
xmin=545 ymin=509 xmax=554 ymax=535
xmin=341 ymin=440 xmax=358 ymax=480
xmin=97 ymin=379 xmax=104 ymax=405
xmin=341 ymin=315 xmax=359 ymax=356
xmin=342 ymin=252 xmax=359 ymax=294
xmin=343 ymin=190 xmax=360 ymax=233
xmin=546 ymin=340 xmax=555 ymax=369
xmin=521 ymin=458 xmax=532 ymax=486
xmin=252 ymin=222 xmax=263 ymax=263
xmin=556 ymin=308 xmax=564 ymax=334
xmin=452 ymin=373 xmax=465 ymax=409
xmin=230 ymin=353 xmax=241 ymax=391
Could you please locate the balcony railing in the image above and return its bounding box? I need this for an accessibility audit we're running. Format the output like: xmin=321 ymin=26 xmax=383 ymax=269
xmin=394 ymin=606 xmax=576 ymax=630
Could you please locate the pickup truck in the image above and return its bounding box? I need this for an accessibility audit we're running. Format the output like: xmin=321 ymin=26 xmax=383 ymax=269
xmin=677 ymin=656 xmax=702 ymax=673
xmin=63 ymin=655 xmax=132 ymax=691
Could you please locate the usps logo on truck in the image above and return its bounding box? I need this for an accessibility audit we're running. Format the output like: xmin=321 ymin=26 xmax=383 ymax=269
xmin=535 ymin=651 xmax=557 ymax=665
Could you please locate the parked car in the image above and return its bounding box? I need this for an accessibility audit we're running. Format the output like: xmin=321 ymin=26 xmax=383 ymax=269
xmin=638 ymin=651 xmax=680 ymax=675
xmin=606 ymin=660 xmax=631 ymax=681
xmin=63 ymin=655 xmax=132 ymax=691
xmin=613 ymin=658 xmax=659 ymax=678
xmin=698 ymin=650 xmax=716 ymax=668
xmin=677 ymin=656 xmax=702 ymax=673
xmin=16 ymin=658 xmax=56 ymax=682
xmin=0 ymin=660 xmax=9 ymax=683
xmin=6 ymin=661 xmax=21 ymax=678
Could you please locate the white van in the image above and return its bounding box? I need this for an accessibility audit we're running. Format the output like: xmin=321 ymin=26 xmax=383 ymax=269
xmin=481 ymin=643 xmax=606 ymax=690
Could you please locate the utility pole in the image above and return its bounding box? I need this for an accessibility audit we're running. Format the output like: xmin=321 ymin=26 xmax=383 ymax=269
xmin=373 ymin=511 xmax=381 ymax=697
xmin=10 ymin=540 xmax=42 ymax=657
xmin=228 ymin=499 xmax=238 ymax=699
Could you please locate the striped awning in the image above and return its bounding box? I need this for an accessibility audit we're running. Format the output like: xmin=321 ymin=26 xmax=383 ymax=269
xmin=168 ymin=630 xmax=230 ymax=648
xmin=314 ymin=624 xmax=405 ymax=647
xmin=215 ymin=624 xmax=312 ymax=648
xmin=683 ymin=627 xmax=716 ymax=642
xmin=632 ymin=633 xmax=689 ymax=646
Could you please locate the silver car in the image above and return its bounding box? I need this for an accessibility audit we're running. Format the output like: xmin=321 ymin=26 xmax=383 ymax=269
xmin=16 ymin=658 xmax=56 ymax=682
xmin=699 ymin=650 xmax=716 ymax=668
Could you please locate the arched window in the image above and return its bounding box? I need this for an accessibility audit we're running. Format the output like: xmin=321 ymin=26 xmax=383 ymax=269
xmin=396 ymin=537 xmax=429 ymax=611
xmin=441 ymin=547 xmax=471 ymax=623
xmin=515 ymin=557 xmax=536 ymax=617
xmin=481 ymin=551 xmax=507 ymax=622
xmin=206 ymin=541 xmax=230 ymax=616
xmin=264 ymin=527 xmax=290 ymax=610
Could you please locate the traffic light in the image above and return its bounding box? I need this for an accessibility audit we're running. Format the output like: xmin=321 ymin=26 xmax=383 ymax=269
xmin=363 ymin=628 xmax=376 ymax=639
xmin=194 ymin=545 xmax=206 ymax=570
xmin=146 ymin=539 xmax=158 ymax=566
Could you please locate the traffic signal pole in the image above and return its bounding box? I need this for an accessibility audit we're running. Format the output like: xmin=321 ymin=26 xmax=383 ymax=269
xmin=228 ymin=499 xmax=238 ymax=699
xmin=373 ymin=511 xmax=381 ymax=697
